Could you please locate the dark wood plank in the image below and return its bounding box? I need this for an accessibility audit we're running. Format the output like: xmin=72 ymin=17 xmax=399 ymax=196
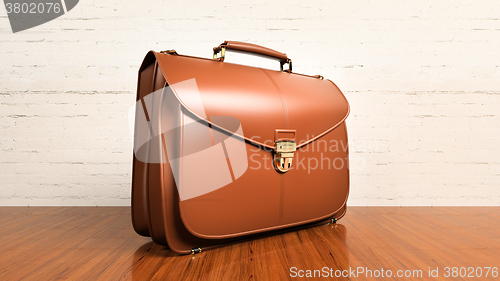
xmin=0 ymin=207 xmax=498 ymax=280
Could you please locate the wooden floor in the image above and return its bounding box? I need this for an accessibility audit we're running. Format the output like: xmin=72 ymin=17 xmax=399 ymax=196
xmin=0 ymin=207 xmax=499 ymax=280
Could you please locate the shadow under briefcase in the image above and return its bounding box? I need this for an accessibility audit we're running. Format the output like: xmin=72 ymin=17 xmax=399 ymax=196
xmin=131 ymin=41 xmax=350 ymax=254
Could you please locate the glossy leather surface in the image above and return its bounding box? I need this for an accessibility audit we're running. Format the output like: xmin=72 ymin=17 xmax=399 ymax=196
xmin=154 ymin=53 xmax=349 ymax=149
xmin=130 ymin=61 xmax=154 ymax=237
xmin=131 ymin=43 xmax=350 ymax=254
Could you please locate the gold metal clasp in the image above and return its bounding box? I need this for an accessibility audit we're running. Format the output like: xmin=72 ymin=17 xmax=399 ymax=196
xmin=160 ymin=49 xmax=178 ymax=55
xmin=280 ymin=59 xmax=292 ymax=72
xmin=274 ymin=141 xmax=296 ymax=173
xmin=213 ymin=46 xmax=226 ymax=61
xmin=191 ymin=247 xmax=202 ymax=254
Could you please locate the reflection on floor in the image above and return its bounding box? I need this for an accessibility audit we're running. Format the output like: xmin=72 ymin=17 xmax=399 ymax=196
xmin=0 ymin=207 xmax=498 ymax=280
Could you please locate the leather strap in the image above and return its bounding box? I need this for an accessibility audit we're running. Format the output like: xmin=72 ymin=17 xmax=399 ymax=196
xmin=213 ymin=41 xmax=289 ymax=62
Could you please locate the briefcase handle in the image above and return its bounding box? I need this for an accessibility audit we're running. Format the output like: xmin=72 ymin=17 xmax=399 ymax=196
xmin=213 ymin=41 xmax=292 ymax=71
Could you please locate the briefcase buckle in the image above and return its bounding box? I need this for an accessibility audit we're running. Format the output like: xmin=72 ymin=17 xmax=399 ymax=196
xmin=274 ymin=141 xmax=296 ymax=173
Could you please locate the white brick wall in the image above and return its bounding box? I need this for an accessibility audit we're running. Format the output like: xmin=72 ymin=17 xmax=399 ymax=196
xmin=0 ymin=0 xmax=499 ymax=205
xmin=0 ymin=92 xmax=133 ymax=205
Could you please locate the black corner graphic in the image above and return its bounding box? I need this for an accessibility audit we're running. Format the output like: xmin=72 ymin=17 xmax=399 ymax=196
xmin=64 ymin=0 xmax=78 ymax=12
xmin=3 ymin=0 xmax=80 ymax=33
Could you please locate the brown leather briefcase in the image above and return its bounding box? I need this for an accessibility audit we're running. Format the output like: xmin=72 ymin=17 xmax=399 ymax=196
xmin=131 ymin=41 xmax=350 ymax=254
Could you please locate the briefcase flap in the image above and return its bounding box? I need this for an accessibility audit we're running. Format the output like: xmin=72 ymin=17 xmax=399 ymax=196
xmin=147 ymin=51 xmax=349 ymax=150
xmin=139 ymin=50 xmax=349 ymax=239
